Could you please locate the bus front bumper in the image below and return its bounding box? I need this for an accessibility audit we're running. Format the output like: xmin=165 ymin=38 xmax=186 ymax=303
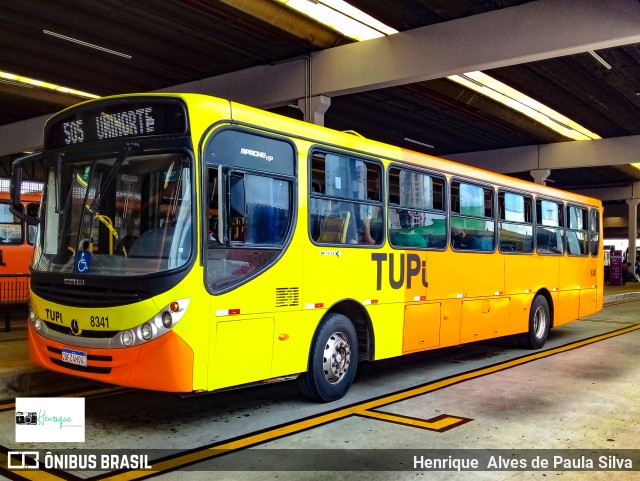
xmin=27 ymin=322 xmax=194 ymax=392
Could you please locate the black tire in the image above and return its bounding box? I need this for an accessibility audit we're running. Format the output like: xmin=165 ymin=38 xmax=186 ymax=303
xmin=516 ymin=295 xmax=551 ymax=349
xmin=298 ymin=313 xmax=358 ymax=402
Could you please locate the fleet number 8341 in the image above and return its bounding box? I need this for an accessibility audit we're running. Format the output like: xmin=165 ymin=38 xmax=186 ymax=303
xmin=90 ymin=316 xmax=110 ymax=328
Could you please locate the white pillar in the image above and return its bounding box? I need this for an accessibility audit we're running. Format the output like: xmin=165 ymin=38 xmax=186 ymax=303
xmin=298 ymin=95 xmax=331 ymax=126
xmin=626 ymin=198 xmax=640 ymax=272
xmin=530 ymin=169 xmax=551 ymax=185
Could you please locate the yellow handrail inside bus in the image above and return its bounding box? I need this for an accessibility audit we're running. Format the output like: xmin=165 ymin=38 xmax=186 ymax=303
xmin=94 ymin=213 xmax=118 ymax=255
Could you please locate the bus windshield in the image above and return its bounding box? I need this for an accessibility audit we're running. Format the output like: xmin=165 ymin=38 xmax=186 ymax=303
xmin=32 ymin=152 xmax=193 ymax=276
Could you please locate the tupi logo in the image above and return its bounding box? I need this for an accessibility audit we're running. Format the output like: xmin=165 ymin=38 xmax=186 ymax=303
xmin=371 ymin=253 xmax=428 ymax=291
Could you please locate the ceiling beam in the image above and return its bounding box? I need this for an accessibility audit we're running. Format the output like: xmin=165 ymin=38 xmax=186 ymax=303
xmin=444 ymin=135 xmax=640 ymax=172
xmin=568 ymin=183 xmax=640 ymax=202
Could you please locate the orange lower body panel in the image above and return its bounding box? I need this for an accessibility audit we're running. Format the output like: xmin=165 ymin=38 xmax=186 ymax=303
xmin=28 ymin=323 xmax=194 ymax=392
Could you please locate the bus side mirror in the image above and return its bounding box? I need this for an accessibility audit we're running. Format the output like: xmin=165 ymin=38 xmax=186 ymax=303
xmin=10 ymin=153 xmax=42 ymax=226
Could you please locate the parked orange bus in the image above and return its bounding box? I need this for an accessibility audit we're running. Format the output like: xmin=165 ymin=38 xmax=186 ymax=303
xmin=0 ymin=183 xmax=41 ymax=325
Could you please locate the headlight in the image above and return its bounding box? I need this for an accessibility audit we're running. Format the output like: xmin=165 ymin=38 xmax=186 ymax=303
xmin=34 ymin=319 xmax=42 ymax=331
xmin=121 ymin=330 xmax=134 ymax=346
xmin=161 ymin=311 xmax=173 ymax=328
xmin=115 ymin=299 xmax=189 ymax=348
xmin=140 ymin=322 xmax=153 ymax=341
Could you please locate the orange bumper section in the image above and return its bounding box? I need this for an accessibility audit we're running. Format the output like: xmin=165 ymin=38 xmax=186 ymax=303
xmin=28 ymin=323 xmax=195 ymax=392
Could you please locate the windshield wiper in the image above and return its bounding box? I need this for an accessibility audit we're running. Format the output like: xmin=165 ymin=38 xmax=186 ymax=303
xmin=87 ymin=142 xmax=140 ymax=214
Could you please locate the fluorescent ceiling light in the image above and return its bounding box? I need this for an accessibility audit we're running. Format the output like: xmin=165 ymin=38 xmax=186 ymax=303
xmin=276 ymin=0 xmax=397 ymax=41
xmin=404 ymin=137 xmax=434 ymax=149
xmin=0 ymin=78 xmax=33 ymax=88
xmin=447 ymin=71 xmax=601 ymax=141
xmin=0 ymin=70 xmax=99 ymax=99
xmin=588 ymin=50 xmax=612 ymax=70
xmin=43 ymin=30 xmax=132 ymax=59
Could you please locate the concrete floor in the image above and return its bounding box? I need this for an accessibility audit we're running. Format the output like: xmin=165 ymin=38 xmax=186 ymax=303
xmin=154 ymin=311 xmax=640 ymax=481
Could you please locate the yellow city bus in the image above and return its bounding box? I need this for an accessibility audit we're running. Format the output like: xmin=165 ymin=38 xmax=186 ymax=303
xmin=10 ymin=94 xmax=603 ymax=402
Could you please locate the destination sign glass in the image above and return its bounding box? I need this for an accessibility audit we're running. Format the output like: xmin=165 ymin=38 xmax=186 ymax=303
xmin=45 ymin=99 xmax=188 ymax=149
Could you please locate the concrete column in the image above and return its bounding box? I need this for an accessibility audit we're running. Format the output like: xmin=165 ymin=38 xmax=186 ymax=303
xmin=530 ymin=169 xmax=551 ymax=185
xmin=298 ymin=95 xmax=331 ymax=126
xmin=626 ymin=198 xmax=640 ymax=272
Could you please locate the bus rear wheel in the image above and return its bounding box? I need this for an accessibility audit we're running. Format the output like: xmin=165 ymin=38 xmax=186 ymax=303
xmin=298 ymin=313 xmax=358 ymax=402
xmin=516 ymin=295 xmax=551 ymax=349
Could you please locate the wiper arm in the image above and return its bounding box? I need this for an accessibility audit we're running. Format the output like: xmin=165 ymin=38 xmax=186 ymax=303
xmin=87 ymin=142 xmax=140 ymax=214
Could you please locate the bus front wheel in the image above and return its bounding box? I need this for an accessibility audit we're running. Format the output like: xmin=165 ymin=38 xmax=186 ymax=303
xmin=516 ymin=295 xmax=551 ymax=350
xmin=298 ymin=313 xmax=358 ymax=403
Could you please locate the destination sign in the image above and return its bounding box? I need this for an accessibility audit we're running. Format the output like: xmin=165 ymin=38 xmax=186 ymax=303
xmin=45 ymin=99 xmax=187 ymax=149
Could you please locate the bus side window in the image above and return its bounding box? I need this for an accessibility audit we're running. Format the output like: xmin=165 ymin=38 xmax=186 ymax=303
xmin=498 ymin=191 xmax=533 ymax=254
xmin=226 ymin=172 xmax=291 ymax=246
xmin=310 ymin=150 xmax=383 ymax=246
xmin=204 ymin=170 xmax=292 ymax=290
xmin=536 ymin=199 xmax=564 ymax=255
xmin=567 ymin=205 xmax=588 ymax=256
xmin=0 ymin=203 xmax=22 ymax=244
xmin=387 ymin=167 xmax=447 ymax=250
xmin=450 ymin=181 xmax=495 ymax=252
xmin=229 ymin=174 xmax=246 ymax=242
xmin=589 ymin=208 xmax=600 ymax=256
xmin=207 ymin=167 xmax=220 ymax=243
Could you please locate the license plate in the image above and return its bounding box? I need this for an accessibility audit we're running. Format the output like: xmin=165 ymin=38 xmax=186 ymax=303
xmin=61 ymin=349 xmax=88 ymax=367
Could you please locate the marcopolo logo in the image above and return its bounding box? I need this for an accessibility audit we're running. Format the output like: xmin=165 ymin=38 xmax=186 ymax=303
xmin=15 ymin=397 xmax=85 ymax=443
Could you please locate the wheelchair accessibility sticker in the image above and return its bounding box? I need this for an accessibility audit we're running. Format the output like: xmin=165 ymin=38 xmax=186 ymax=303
xmin=75 ymin=250 xmax=92 ymax=273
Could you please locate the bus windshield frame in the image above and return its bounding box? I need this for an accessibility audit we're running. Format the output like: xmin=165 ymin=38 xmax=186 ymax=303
xmin=32 ymin=146 xmax=195 ymax=278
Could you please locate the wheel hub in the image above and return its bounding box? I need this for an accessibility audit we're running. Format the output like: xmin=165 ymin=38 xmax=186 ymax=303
xmin=322 ymin=332 xmax=351 ymax=384
xmin=533 ymin=305 xmax=548 ymax=338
